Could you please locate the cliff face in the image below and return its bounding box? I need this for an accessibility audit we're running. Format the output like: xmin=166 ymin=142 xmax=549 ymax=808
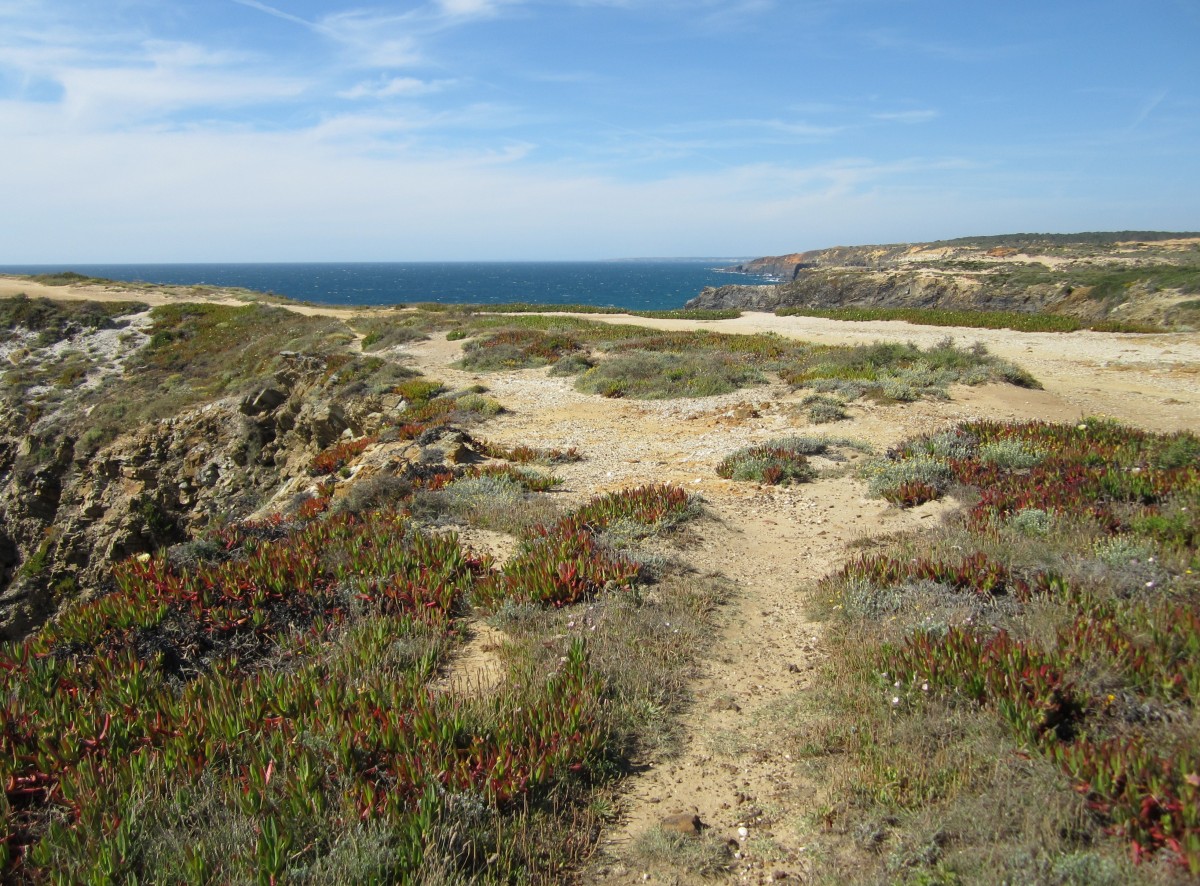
xmin=0 ymin=359 xmax=366 ymax=637
xmin=689 ymin=270 xmax=1063 ymax=313
xmin=690 ymin=235 xmax=1200 ymax=325
xmin=0 ymin=297 xmax=473 ymax=639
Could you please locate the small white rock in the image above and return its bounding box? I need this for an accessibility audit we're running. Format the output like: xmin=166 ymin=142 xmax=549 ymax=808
xmin=737 ymin=826 xmax=749 ymax=839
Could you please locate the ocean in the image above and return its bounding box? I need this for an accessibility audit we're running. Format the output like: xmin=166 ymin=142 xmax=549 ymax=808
xmin=0 ymin=261 xmax=770 ymax=312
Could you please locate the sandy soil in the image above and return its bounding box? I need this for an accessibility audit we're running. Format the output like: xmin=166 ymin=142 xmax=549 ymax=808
xmin=5 ymin=277 xmax=1197 ymax=882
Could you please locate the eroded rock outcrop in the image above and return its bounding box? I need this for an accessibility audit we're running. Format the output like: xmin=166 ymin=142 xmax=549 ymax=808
xmin=0 ymin=350 xmax=469 ymax=640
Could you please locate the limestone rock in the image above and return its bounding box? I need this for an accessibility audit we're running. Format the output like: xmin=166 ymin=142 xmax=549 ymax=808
xmin=659 ymin=813 xmax=704 ymax=837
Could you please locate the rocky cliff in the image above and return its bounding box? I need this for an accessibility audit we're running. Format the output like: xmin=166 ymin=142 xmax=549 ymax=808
xmin=689 ymin=234 xmax=1200 ymax=327
xmin=0 ymin=297 xmax=476 ymax=639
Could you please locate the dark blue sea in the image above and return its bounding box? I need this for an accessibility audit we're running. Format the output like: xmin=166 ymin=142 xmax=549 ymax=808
xmin=0 ymin=261 xmax=769 ymax=311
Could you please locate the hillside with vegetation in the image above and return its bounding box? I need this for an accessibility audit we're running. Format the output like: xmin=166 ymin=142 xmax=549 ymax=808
xmin=690 ymin=232 xmax=1200 ymax=331
xmin=0 ymin=278 xmax=1197 ymax=883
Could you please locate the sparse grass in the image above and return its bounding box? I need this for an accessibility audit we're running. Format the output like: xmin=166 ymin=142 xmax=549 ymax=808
xmin=631 ymin=827 xmax=733 ymax=878
xmin=348 ymin=315 xmax=430 ymax=351
xmin=803 ymin=418 xmax=1200 ymax=882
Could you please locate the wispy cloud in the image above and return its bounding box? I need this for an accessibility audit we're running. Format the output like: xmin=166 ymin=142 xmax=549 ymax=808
xmin=436 ymin=0 xmax=518 ymax=21
xmin=872 ymin=109 xmax=939 ymax=124
xmin=0 ymin=0 xmax=1195 ymax=260
xmin=230 ymin=0 xmax=320 ymax=32
xmin=339 ymin=76 xmax=455 ymax=100
xmin=865 ymin=28 xmax=1027 ymax=63
xmin=1127 ymin=88 xmax=1169 ymax=132
xmin=661 ymin=116 xmax=845 ymax=140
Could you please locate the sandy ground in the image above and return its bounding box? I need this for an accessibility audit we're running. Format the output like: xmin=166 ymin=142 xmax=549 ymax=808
xmin=5 ymin=277 xmax=1198 ymax=882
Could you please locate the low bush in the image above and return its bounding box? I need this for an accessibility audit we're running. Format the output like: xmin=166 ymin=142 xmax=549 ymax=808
xmin=775 ymin=305 xmax=1167 ymax=334
xmin=801 ymin=393 xmax=848 ymax=423
xmin=575 ymin=351 xmax=764 ymax=399
xmin=780 ymin=338 xmax=1040 ymax=400
xmin=468 ymin=463 xmax=562 ymax=492
xmin=0 ymin=294 xmax=148 ymax=347
xmin=453 ymin=392 xmax=504 ymax=417
xmin=458 ymin=329 xmax=581 ymax=371
xmin=862 ymin=455 xmax=955 ymax=502
xmin=548 ymin=353 xmax=595 ymax=376
xmin=349 ymin=316 xmax=430 ymax=351
xmin=717 ymin=438 xmax=818 ymax=485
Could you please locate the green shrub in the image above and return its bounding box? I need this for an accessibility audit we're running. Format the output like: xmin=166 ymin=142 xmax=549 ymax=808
xmin=458 ymin=329 xmax=580 ymax=371
xmin=0 ymin=294 xmax=148 ymax=347
xmin=575 ymin=351 xmax=763 ymax=399
xmin=978 ymin=439 xmax=1044 ymax=470
xmin=801 ymin=394 xmax=848 ymax=423
xmin=548 ymin=353 xmax=595 ymax=376
xmin=717 ymin=439 xmax=817 ymax=485
xmin=1005 ymin=507 xmax=1054 ymax=536
xmin=350 ymin=316 xmax=429 ymax=352
xmin=863 ymin=455 xmax=954 ymax=501
xmin=453 ymin=393 xmax=504 ymax=417
xmin=780 ymin=338 xmax=1040 ymax=400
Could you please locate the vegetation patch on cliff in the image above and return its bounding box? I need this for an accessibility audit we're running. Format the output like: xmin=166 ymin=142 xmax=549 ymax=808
xmin=698 ymin=233 xmax=1200 ymax=330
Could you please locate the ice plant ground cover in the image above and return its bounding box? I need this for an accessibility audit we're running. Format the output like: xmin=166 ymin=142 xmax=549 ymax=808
xmin=0 ymin=481 xmax=703 ymax=881
xmin=814 ymin=419 xmax=1200 ymax=879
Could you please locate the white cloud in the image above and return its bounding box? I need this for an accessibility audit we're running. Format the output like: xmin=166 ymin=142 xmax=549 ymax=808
xmin=53 ymin=64 xmax=308 ymax=125
xmin=0 ymin=102 xmax=993 ymax=261
xmin=872 ymin=109 xmax=939 ymax=124
xmin=339 ymin=76 xmax=454 ymax=100
xmin=437 ymin=0 xmax=513 ymax=19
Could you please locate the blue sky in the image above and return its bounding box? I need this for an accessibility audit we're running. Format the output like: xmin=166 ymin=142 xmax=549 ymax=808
xmin=1 ymin=0 xmax=1197 ymax=261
